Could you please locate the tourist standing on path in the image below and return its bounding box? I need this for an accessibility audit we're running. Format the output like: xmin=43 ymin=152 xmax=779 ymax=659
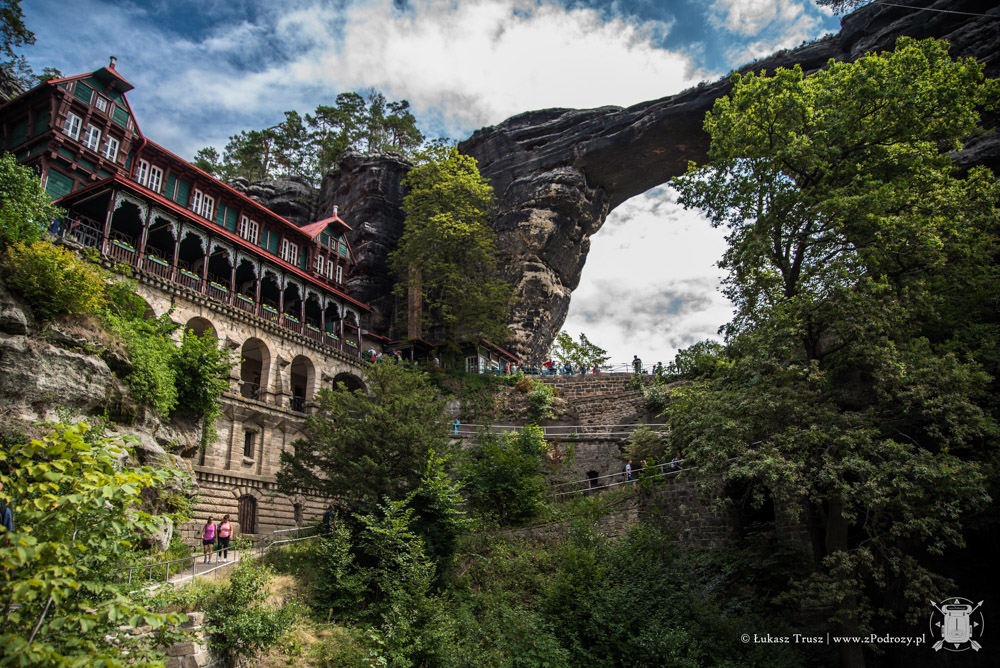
xmin=453 ymin=418 xmax=461 ymax=435
xmin=201 ymin=517 xmax=217 ymax=564
xmin=624 ymin=459 xmax=633 ymax=485
xmin=217 ymin=515 xmax=233 ymax=562
xmin=322 ymin=505 xmax=335 ymax=534
xmin=632 ymin=355 xmax=643 ymax=374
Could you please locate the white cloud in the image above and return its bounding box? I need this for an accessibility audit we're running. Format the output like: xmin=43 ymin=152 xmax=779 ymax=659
xmin=561 ymin=187 xmax=733 ymax=367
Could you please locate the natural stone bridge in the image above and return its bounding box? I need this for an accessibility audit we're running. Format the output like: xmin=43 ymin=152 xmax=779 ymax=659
xmin=299 ymin=0 xmax=1000 ymax=361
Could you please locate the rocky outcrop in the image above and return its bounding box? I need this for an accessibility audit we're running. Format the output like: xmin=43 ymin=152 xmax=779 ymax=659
xmin=457 ymin=0 xmax=1000 ymax=361
xmin=317 ymin=150 xmax=412 ymax=333
xmin=228 ymin=176 xmax=318 ymax=226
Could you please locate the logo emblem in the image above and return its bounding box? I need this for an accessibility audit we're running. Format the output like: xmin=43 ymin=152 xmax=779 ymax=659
xmin=929 ymin=598 xmax=984 ymax=652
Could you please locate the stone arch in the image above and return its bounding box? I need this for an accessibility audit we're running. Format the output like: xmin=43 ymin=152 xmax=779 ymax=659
xmin=332 ymin=371 xmax=365 ymax=392
xmin=108 ymin=198 xmax=143 ymax=249
xmin=289 ymin=355 xmax=315 ymax=412
xmin=240 ymin=338 xmax=271 ymax=400
xmin=177 ymin=229 xmax=206 ymax=279
xmin=184 ymin=316 xmax=217 ymax=338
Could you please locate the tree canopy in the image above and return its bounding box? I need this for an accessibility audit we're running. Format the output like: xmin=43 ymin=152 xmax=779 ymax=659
xmin=193 ymin=89 xmax=424 ymax=186
xmin=276 ymin=361 xmax=452 ymax=514
xmin=389 ymin=144 xmax=514 ymax=347
xmin=0 ymin=152 xmax=62 ymax=248
xmin=668 ymin=37 xmax=999 ymax=667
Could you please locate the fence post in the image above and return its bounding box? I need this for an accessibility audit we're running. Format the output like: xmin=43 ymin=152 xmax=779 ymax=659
xmin=165 ymin=561 xmax=170 ymax=583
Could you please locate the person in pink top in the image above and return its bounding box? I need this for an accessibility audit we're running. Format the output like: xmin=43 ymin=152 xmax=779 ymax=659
xmin=217 ymin=514 xmax=233 ymax=562
xmin=201 ymin=516 xmax=217 ymax=564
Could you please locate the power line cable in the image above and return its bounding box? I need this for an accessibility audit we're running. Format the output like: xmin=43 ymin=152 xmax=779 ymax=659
xmin=870 ymin=0 xmax=1000 ymax=19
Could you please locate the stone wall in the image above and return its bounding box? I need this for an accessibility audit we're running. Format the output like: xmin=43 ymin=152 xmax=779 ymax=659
xmin=538 ymin=375 xmax=650 ymax=426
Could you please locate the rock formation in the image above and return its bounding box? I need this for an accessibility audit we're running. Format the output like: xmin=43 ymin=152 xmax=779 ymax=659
xmin=317 ymin=150 xmax=412 ymax=334
xmin=228 ymin=175 xmax=318 ymax=226
xmin=241 ymin=0 xmax=998 ymax=361
xmin=458 ymin=0 xmax=1000 ymax=361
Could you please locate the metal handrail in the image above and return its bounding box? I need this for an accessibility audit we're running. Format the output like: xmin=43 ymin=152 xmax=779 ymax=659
xmin=128 ymin=524 xmax=322 ymax=588
xmin=549 ymin=460 xmax=686 ymax=491
xmin=453 ymin=423 xmax=668 ymax=438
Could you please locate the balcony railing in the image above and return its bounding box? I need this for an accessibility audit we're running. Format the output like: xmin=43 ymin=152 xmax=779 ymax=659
xmin=58 ymin=221 xmax=363 ymax=359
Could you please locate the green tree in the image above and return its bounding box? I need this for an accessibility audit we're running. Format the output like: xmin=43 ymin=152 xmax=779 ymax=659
xmin=663 ymin=339 xmax=726 ymax=381
xmin=0 ymin=152 xmax=63 ymax=247
xmin=276 ymin=361 xmax=451 ymax=515
xmin=0 ymin=0 xmax=32 ymax=60
xmin=3 ymin=240 xmax=103 ymax=320
xmin=463 ymin=425 xmax=548 ymax=525
xmin=0 ymin=424 xmax=188 ymax=666
xmin=669 ymin=38 xmax=999 ymax=667
xmin=550 ymin=331 xmax=611 ymax=369
xmin=389 ymin=145 xmax=514 ymax=347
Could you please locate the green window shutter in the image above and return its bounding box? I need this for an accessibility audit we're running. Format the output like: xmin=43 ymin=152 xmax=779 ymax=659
xmin=320 ymin=232 xmax=329 ymax=247
xmin=215 ymin=204 xmax=226 ymax=226
xmin=9 ymin=120 xmax=28 ymax=147
xmin=125 ymin=151 xmax=133 ymax=171
xmin=74 ymin=81 xmax=94 ymax=104
xmin=258 ymin=228 xmax=268 ymax=249
xmin=268 ymin=231 xmax=279 ymax=254
xmin=165 ymin=174 xmax=177 ymax=200
xmin=175 ymin=179 xmax=190 ymax=205
xmin=111 ymin=106 xmax=130 ymax=128
xmin=339 ymin=241 xmax=348 ymax=258
xmin=46 ymin=170 xmax=74 ymax=199
xmin=225 ymin=208 xmax=237 ymax=232
xmin=300 ymin=249 xmax=307 ymax=270
xmin=33 ymin=111 xmax=50 ymax=136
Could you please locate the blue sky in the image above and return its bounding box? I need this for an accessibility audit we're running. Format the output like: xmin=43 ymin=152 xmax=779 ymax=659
xmin=20 ymin=0 xmax=841 ymax=366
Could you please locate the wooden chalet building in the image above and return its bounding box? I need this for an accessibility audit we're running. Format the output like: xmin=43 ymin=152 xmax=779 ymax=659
xmin=0 ymin=58 xmax=371 ymax=357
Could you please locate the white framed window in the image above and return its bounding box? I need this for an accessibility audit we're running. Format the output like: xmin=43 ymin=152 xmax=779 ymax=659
xmin=62 ymin=112 xmax=82 ymax=140
xmin=100 ymin=135 xmax=119 ymax=161
xmin=95 ymin=96 xmax=109 ymax=113
xmin=135 ymin=159 xmax=149 ymax=186
xmin=336 ymin=265 xmax=343 ymax=283
xmin=190 ymin=189 xmax=214 ymax=219
xmin=148 ymin=165 xmax=163 ymax=193
xmin=316 ymin=254 xmax=324 ymax=274
xmin=325 ymin=259 xmax=335 ymax=280
xmin=279 ymin=238 xmax=299 ymax=265
xmin=82 ymin=124 xmax=101 ymax=152
xmin=239 ymin=216 xmax=259 ymax=243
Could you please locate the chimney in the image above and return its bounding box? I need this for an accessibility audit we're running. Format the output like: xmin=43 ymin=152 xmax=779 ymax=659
xmin=332 ymin=205 xmax=339 ymax=216
xmin=109 ymin=56 xmax=117 ymax=70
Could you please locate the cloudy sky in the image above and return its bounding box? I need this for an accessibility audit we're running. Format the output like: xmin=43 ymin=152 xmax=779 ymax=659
xmin=21 ymin=0 xmax=841 ymax=367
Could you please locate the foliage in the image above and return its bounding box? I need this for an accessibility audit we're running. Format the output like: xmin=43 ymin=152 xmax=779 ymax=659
xmin=101 ymin=287 xmax=179 ymax=416
xmin=0 ymin=424 xmax=188 ymax=666
xmin=407 ymin=450 xmax=471 ymax=575
xmin=389 ymin=145 xmax=514 ymax=347
xmin=0 ymin=153 xmax=63 ymax=247
xmin=542 ymin=524 xmax=804 ymax=667
xmin=193 ymin=89 xmax=424 ymax=185
xmin=171 ymin=328 xmax=235 ymax=451
xmin=277 ymin=361 xmax=451 ymax=515
xmin=205 ymin=546 xmax=295 ymax=667
xmin=525 ymin=380 xmax=556 ymax=423
xmin=663 ymin=339 xmax=727 ymax=381
xmin=624 ymin=425 xmax=668 ymax=463
xmin=462 ymin=425 xmax=548 ymax=525
xmin=668 ymin=37 xmax=999 ymax=655
xmin=310 ymin=499 xmax=454 ymax=666
xmin=3 ymin=240 xmax=102 ymax=320
xmin=549 ymin=331 xmax=611 ymax=368
xmin=0 ymin=0 xmax=32 ymax=60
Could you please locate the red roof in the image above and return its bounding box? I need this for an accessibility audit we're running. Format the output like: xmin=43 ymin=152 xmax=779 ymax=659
xmin=56 ymin=175 xmax=371 ymax=312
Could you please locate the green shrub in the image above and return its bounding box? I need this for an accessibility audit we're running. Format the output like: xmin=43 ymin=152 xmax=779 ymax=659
xmin=104 ymin=312 xmax=179 ymax=415
xmin=3 ymin=240 xmax=104 ymax=320
xmin=526 ymin=381 xmax=555 ymax=423
xmin=171 ymin=328 xmax=235 ymax=450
